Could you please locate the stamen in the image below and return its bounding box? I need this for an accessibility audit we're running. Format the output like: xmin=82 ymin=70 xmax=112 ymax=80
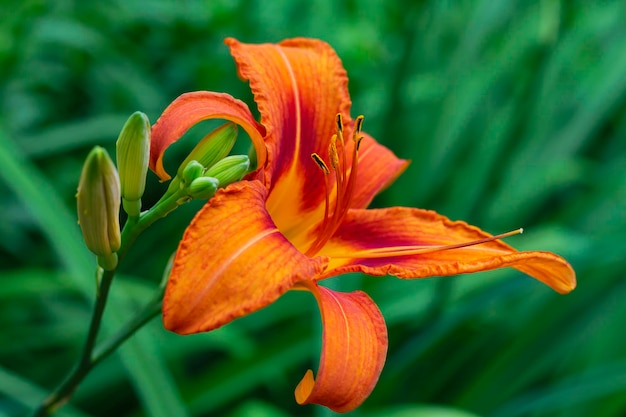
xmin=328 ymin=228 xmax=524 ymax=258
xmin=353 ymin=115 xmax=364 ymax=151
xmin=310 ymin=153 xmax=331 ymax=251
xmin=355 ymin=137 xmax=363 ymax=151
xmin=354 ymin=115 xmax=364 ymax=135
xmin=311 ymin=153 xmax=329 ymax=174
xmin=329 ymin=137 xmax=340 ymax=171
xmin=336 ymin=113 xmax=344 ymax=134
xmin=336 ymin=114 xmax=347 ymax=181
xmin=305 ymin=114 xmax=364 ymax=257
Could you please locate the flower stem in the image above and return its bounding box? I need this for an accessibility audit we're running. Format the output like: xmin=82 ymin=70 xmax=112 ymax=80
xmin=92 ymin=288 xmax=164 ymax=367
xmin=31 ymin=278 xmax=164 ymax=416
xmin=118 ymin=183 xmax=188 ymax=259
xmin=32 ymin=268 xmax=115 ymax=417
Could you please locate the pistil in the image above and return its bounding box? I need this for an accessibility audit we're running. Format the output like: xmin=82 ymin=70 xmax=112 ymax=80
xmin=326 ymin=228 xmax=525 ymax=258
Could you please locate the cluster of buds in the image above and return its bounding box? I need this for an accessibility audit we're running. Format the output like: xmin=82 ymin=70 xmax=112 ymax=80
xmin=164 ymin=123 xmax=250 ymax=203
xmin=181 ymin=155 xmax=250 ymax=200
xmin=76 ymin=114 xmax=250 ymax=270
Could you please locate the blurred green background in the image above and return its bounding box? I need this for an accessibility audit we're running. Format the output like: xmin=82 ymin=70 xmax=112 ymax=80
xmin=1 ymin=0 xmax=625 ymax=416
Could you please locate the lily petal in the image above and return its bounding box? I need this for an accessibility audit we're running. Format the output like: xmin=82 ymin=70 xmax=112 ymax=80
xmin=163 ymin=180 xmax=326 ymax=334
xmin=226 ymin=38 xmax=355 ymax=231
xmin=295 ymin=283 xmax=387 ymax=413
xmin=226 ymin=38 xmax=350 ymax=187
xmin=320 ymin=208 xmax=576 ymax=294
xmin=350 ymin=132 xmax=410 ymax=209
xmin=150 ymin=91 xmax=266 ymax=181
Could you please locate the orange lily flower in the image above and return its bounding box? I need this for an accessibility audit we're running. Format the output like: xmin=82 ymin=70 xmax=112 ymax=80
xmin=149 ymin=38 xmax=576 ymax=413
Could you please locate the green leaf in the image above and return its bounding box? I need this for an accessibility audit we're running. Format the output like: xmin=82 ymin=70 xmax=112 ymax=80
xmin=227 ymin=400 xmax=292 ymax=417
xmin=365 ymin=405 xmax=482 ymax=417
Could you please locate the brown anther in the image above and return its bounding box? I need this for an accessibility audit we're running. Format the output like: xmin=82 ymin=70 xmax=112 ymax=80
xmin=311 ymin=153 xmax=330 ymax=174
xmin=336 ymin=113 xmax=344 ymax=133
xmin=354 ymin=115 xmax=364 ymax=135
xmin=355 ymin=137 xmax=363 ymax=151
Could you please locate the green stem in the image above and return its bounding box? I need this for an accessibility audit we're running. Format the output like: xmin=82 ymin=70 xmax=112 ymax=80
xmin=31 ymin=283 xmax=164 ymax=416
xmin=32 ymin=269 xmax=115 ymax=417
xmin=81 ymin=269 xmax=115 ymax=368
xmin=92 ymin=290 xmax=164 ymax=367
xmin=118 ymin=183 xmax=188 ymax=259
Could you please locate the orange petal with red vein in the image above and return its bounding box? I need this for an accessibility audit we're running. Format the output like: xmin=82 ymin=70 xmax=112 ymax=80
xmin=295 ymin=283 xmax=387 ymax=413
xmin=226 ymin=38 xmax=354 ymax=227
xmin=150 ymin=91 xmax=266 ymax=181
xmin=163 ymin=180 xmax=326 ymax=334
xmin=319 ymin=207 xmax=576 ymax=294
xmin=226 ymin=38 xmax=351 ymax=183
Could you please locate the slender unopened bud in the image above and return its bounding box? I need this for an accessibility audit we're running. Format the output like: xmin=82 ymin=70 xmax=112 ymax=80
xmin=181 ymin=160 xmax=205 ymax=186
xmin=116 ymin=111 xmax=150 ymax=217
xmin=205 ymin=155 xmax=250 ymax=187
xmin=177 ymin=123 xmax=238 ymax=177
xmin=188 ymin=176 xmax=219 ymax=199
xmin=77 ymin=147 xmax=121 ymax=270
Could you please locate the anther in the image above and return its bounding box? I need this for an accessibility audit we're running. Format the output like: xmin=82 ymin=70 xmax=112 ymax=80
xmin=354 ymin=115 xmax=364 ymax=135
xmin=353 ymin=115 xmax=364 ymax=150
xmin=336 ymin=113 xmax=344 ymax=133
xmin=311 ymin=153 xmax=330 ymax=175
xmin=329 ymin=138 xmax=340 ymax=170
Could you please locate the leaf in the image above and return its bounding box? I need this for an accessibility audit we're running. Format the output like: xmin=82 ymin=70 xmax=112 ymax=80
xmin=365 ymin=405 xmax=483 ymax=417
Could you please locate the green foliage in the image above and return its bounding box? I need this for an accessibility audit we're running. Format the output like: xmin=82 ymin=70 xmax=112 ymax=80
xmin=1 ymin=0 xmax=625 ymax=416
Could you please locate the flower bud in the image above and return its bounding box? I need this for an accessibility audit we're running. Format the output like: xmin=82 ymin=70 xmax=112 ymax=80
xmin=181 ymin=160 xmax=205 ymax=186
xmin=116 ymin=111 xmax=150 ymax=217
xmin=176 ymin=123 xmax=238 ymax=177
xmin=77 ymin=147 xmax=121 ymax=270
xmin=188 ymin=176 xmax=219 ymax=199
xmin=204 ymin=155 xmax=250 ymax=187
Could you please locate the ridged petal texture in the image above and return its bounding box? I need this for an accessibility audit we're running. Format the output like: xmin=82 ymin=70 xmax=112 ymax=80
xmin=295 ymin=284 xmax=387 ymax=413
xmin=163 ymin=180 xmax=326 ymax=333
xmin=321 ymin=208 xmax=575 ymax=293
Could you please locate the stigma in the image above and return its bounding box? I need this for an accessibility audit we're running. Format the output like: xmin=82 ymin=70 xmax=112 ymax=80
xmin=306 ymin=113 xmax=363 ymax=256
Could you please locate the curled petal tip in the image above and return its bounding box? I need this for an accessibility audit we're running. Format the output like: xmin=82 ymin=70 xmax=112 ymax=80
xmin=515 ymin=251 xmax=576 ymax=294
xmin=295 ymin=370 xmax=315 ymax=405
xmin=295 ymin=285 xmax=387 ymax=413
xmin=149 ymin=91 xmax=266 ymax=181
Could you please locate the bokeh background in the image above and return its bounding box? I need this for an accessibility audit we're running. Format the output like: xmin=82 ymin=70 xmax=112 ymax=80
xmin=1 ymin=0 xmax=625 ymax=416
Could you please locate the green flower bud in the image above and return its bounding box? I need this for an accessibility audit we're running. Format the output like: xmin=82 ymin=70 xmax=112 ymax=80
xmin=77 ymin=147 xmax=121 ymax=270
xmin=116 ymin=111 xmax=150 ymax=217
xmin=176 ymin=123 xmax=238 ymax=177
xmin=204 ymin=155 xmax=250 ymax=187
xmin=188 ymin=176 xmax=219 ymax=199
xmin=181 ymin=160 xmax=205 ymax=186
